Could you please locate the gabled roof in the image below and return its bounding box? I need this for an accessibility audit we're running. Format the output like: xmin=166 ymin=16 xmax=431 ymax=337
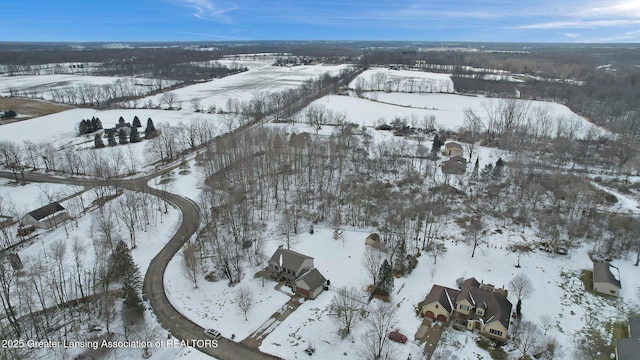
xmin=445 ymin=142 xmax=463 ymax=150
xmin=593 ymin=261 xmax=621 ymax=289
xmin=466 ymin=287 xmax=513 ymax=329
xmin=27 ymin=202 xmax=65 ymax=221
xmin=424 ymin=285 xmax=460 ymax=313
xmin=457 ymin=277 xmax=480 ymax=304
xmin=268 ymin=248 xmax=313 ymax=271
xmin=456 ymin=277 xmax=512 ymax=329
xmin=294 ymin=268 xmax=326 ymax=291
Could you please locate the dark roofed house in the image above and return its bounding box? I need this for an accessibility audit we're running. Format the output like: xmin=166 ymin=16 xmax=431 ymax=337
xmin=616 ymin=316 xmax=640 ymax=360
xmin=593 ymin=261 xmax=621 ymax=297
xmin=441 ymin=156 xmax=467 ymax=175
xmin=421 ymin=277 xmax=512 ymax=343
xmin=267 ymin=247 xmax=327 ymax=299
xmin=20 ymin=202 xmax=69 ymax=230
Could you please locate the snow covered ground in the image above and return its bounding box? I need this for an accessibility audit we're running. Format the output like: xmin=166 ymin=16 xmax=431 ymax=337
xmin=350 ymin=67 xmax=455 ymax=93
xmin=0 ymin=74 xmax=172 ymax=99
xmin=0 ymin=179 xmax=81 ymax=215
xmin=136 ymin=62 xmax=352 ymax=111
xmin=300 ymin=92 xmax=607 ymax=139
xmin=155 ymin=162 xmax=640 ymax=360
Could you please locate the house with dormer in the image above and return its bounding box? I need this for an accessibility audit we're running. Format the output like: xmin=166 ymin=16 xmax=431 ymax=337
xmin=267 ymin=247 xmax=327 ymax=299
xmin=421 ymin=277 xmax=513 ymax=343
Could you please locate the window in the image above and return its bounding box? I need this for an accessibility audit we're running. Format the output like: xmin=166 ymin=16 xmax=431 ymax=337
xmin=273 ymin=265 xmax=279 ymax=271
xmin=459 ymin=304 xmax=469 ymax=311
xmin=489 ymin=329 xmax=503 ymax=337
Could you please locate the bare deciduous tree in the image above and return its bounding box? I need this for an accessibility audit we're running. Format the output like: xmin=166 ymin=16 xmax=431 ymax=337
xmin=328 ymin=286 xmax=366 ymax=336
xmin=359 ymin=301 xmax=398 ymax=360
xmin=235 ymin=286 xmax=254 ymax=321
xmin=180 ymin=241 xmax=202 ymax=289
xmin=509 ymin=273 xmax=535 ymax=301
xmin=362 ymin=247 xmax=384 ymax=286
xmin=515 ymin=321 xmax=543 ymax=360
xmin=160 ymin=91 xmax=178 ymax=109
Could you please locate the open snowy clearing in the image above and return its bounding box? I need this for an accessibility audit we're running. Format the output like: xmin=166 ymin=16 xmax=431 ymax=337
xmin=135 ymin=62 xmax=353 ymax=111
xmin=300 ymin=93 xmax=607 ymax=138
xmin=0 ymin=108 xmax=225 ymax=145
xmin=0 ymin=179 xmax=81 ymax=215
xmin=0 ymin=74 xmax=172 ymax=98
xmin=350 ymin=67 xmax=455 ymax=93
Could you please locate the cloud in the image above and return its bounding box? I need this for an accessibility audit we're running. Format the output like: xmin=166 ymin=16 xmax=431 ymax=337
xmin=173 ymin=0 xmax=237 ymax=21
xmin=585 ymin=1 xmax=640 ymax=17
xmin=515 ymin=19 xmax=640 ymax=29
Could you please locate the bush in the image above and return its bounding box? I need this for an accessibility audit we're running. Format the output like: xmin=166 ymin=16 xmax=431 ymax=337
xmin=1 ymin=110 xmax=17 ymax=119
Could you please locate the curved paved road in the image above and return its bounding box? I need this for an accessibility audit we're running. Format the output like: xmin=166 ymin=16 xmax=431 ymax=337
xmin=0 ymin=171 xmax=280 ymax=360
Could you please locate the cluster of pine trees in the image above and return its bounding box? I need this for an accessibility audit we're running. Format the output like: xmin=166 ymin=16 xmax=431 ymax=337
xmin=78 ymin=117 xmax=104 ymax=135
xmin=93 ymin=116 xmax=158 ymax=149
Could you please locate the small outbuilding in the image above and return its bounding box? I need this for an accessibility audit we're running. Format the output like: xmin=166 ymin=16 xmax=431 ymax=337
xmin=365 ymin=233 xmax=381 ymax=246
xmin=442 ymin=142 xmax=464 ymax=157
xmin=592 ymin=261 xmax=621 ymax=297
xmin=20 ymin=202 xmax=69 ymax=230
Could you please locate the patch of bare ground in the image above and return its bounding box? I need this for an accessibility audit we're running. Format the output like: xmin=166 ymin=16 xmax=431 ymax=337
xmin=0 ymin=97 xmax=73 ymax=121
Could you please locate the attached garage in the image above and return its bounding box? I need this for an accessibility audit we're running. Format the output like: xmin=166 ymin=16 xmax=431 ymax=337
xmin=425 ymin=311 xmax=435 ymax=319
xmin=437 ymin=314 xmax=447 ymax=322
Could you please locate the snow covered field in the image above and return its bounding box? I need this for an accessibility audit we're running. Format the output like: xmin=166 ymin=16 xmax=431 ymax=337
xmin=0 ymin=74 xmax=172 ymax=99
xmin=300 ymin=92 xmax=607 ymax=138
xmin=350 ymin=67 xmax=455 ymax=93
xmin=136 ymin=62 xmax=352 ymax=111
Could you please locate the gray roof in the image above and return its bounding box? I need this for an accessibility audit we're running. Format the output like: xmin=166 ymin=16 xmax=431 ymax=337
xmin=268 ymin=248 xmax=313 ymax=272
xmin=27 ymin=202 xmax=65 ymax=221
xmin=617 ymin=338 xmax=640 ymax=360
xmin=593 ymin=261 xmax=621 ymax=289
xmin=294 ymin=268 xmax=326 ymax=291
xmin=630 ymin=316 xmax=640 ymax=338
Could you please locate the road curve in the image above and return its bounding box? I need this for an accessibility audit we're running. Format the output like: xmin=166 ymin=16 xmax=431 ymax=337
xmin=0 ymin=171 xmax=280 ymax=360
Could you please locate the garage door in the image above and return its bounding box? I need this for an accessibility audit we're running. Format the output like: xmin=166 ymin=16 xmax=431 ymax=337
xmin=425 ymin=311 xmax=435 ymax=319
xmin=437 ymin=314 xmax=447 ymax=322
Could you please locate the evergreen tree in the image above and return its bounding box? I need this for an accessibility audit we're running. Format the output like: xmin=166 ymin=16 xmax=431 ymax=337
xmin=107 ymin=131 xmax=117 ymax=146
xmin=481 ymin=163 xmax=494 ymax=180
xmin=118 ymin=128 xmax=128 ymax=145
xmin=94 ymin=134 xmax=105 ymax=148
xmin=431 ymin=134 xmax=443 ymax=154
xmin=516 ymin=298 xmax=522 ymax=318
xmin=376 ymin=259 xmax=394 ymax=295
xmin=129 ymin=126 xmax=140 ymax=143
xmin=493 ymin=157 xmax=505 ymax=179
xmin=132 ymin=116 xmax=141 ymax=128
xmin=144 ymin=118 xmax=158 ymax=139
xmin=472 ymin=158 xmax=480 ymax=179
xmin=94 ymin=117 xmax=103 ymax=130
xmin=109 ymin=241 xmax=145 ymax=320
xmin=122 ymin=259 xmax=145 ymax=318
xmin=79 ymin=119 xmax=89 ymax=135
xmin=118 ymin=116 xmax=125 ymax=126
